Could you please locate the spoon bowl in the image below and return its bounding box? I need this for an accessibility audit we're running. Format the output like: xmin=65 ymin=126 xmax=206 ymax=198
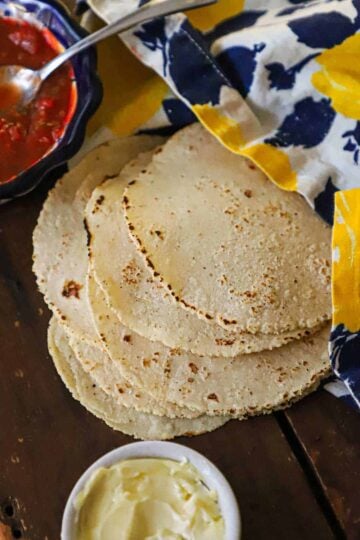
xmin=0 ymin=65 xmax=41 ymax=108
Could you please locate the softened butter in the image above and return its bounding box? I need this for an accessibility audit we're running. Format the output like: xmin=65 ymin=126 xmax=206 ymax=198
xmin=74 ymin=458 xmax=225 ymax=539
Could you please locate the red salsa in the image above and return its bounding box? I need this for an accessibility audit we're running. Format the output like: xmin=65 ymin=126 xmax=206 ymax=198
xmin=0 ymin=18 xmax=76 ymax=184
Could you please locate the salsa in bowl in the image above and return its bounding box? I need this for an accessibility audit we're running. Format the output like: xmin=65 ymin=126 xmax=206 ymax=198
xmin=0 ymin=0 xmax=102 ymax=201
xmin=0 ymin=18 xmax=77 ymax=183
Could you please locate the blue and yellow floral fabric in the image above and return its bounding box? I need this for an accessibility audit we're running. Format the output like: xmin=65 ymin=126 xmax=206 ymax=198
xmin=85 ymin=0 xmax=360 ymax=408
xmin=331 ymin=190 xmax=360 ymax=408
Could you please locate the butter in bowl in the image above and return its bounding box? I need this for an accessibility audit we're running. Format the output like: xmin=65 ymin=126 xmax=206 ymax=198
xmin=62 ymin=441 xmax=241 ymax=539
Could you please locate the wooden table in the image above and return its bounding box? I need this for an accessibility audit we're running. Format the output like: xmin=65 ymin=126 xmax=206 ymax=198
xmin=0 ymin=172 xmax=359 ymax=540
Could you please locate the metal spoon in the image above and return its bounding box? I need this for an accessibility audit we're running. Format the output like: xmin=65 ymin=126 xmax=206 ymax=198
xmin=0 ymin=0 xmax=216 ymax=108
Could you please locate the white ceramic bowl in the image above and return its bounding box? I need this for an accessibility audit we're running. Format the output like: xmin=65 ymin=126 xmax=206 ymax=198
xmin=62 ymin=441 xmax=241 ymax=540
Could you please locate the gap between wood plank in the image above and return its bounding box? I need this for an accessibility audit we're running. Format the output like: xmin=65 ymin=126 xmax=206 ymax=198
xmin=275 ymin=411 xmax=346 ymax=540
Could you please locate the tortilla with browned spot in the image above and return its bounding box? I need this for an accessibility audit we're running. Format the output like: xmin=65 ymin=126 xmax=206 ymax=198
xmin=48 ymin=317 xmax=228 ymax=440
xmin=33 ymin=136 xmax=164 ymax=343
xmin=124 ymin=123 xmax=331 ymax=334
xmin=88 ymin=270 xmax=331 ymax=417
xmin=86 ymin=158 xmax=324 ymax=357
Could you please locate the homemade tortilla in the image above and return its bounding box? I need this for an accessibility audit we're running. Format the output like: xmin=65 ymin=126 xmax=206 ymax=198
xmin=33 ymin=136 xmax=201 ymax=419
xmin=88 ymin=268 xmax=331 ymax=417
xmin=48 ymin=317 xmax=228 ymax=440
xmin=124 ymin=123 xmax=332 ymax=334
xmin=70 ymin=276 xmax=202 ymax=419
xmin=33 ymin=136 xmax=163 ymax=343
xmin=35 ymin=128 xmax=332 ymax=436
xmin=87 ymin=164 xmax=323 ymax=357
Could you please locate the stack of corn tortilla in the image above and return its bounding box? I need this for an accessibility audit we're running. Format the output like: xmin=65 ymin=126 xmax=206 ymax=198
xmin=33 ymin=124 xmax=332 ymax=440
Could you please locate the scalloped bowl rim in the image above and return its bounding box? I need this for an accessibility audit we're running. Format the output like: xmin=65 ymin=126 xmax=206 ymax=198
xmin=0 ymin=0 xmax=102 ymax=200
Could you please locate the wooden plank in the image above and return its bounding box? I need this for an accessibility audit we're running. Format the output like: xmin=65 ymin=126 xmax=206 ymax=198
xmin=179 ymin=421 xmax=336 ymax=540
xmin=0 ymin=187 xmax=335 ymax=539
xmin=284 ymin=392 xmax=360 ymax=540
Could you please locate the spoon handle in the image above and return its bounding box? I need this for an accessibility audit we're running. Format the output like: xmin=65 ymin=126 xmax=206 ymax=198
xmin=39 ymin=0 xmax=216 ymax=81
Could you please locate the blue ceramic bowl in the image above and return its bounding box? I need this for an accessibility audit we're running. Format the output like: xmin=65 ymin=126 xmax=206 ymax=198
xmin=0 ymin=0 xmax=103 ymax=201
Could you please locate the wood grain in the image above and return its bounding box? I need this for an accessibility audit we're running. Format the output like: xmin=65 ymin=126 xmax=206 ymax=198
xmin=285 ymin=393 xmax=360 ymax=539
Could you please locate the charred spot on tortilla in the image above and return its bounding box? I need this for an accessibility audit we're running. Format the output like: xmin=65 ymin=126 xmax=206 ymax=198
xmin=122 ymin=260 xmax=141 ymax=286
xmin=189 ymin=363 xmax=199 ymax=374
xmin=215 ymin=338 xmax=236 ymax=346
xmin=221 ymin=318 xmax=238 ymax=326
xmin=91 ymin=195 xmax=106 ymax=214
xmin=83 ymin=218 xmax=92 ymax=247
xmin=146 ymin=258 xmax=155 ymax=270
xmin=62 ymin=280 xmax=82 ymax=299
xmin=123 ymin=195 xmax=130 ymax=210
xmin=155 ymin=230 xmax=164 ymax=239
xmin=99 ymin=174 xmax=118 ymax=189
